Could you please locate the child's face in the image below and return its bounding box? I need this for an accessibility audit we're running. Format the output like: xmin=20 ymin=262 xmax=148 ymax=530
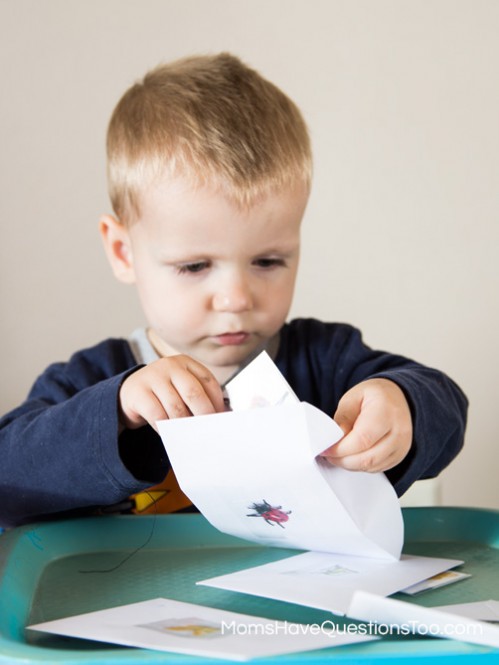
xmin=102 ymin=177 xmax=308 ymax=382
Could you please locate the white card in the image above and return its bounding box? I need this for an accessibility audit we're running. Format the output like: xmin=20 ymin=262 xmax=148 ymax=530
xmin=27 ymin=598 xmax=376 ymax=660
xmin=347 ymin=590 xmax=499 ymax=648
xmin=223 ymin=350 xmax=299 ymax=410
xmin=158 ymin=351 xmax=404 ymax=560
xmin=433 ymin=599 xmax=499 ymax=622
xmin=401 ymin=570 xmax=471 ymax=595
xmin=198 ymin=551 xmax=463 ymax=616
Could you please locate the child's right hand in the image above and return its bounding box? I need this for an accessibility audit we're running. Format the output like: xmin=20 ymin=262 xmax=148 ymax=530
xmin=118 ymin=355 xmax=225 ymax=431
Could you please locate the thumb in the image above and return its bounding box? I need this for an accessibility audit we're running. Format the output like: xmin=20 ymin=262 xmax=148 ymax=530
xmin=320 ymin=388 xmax=363 ymax=458
xmin=333 ymin=389 xmax=362 ymax=436
xmin=318 ymin=395 xmax=354 ymax=458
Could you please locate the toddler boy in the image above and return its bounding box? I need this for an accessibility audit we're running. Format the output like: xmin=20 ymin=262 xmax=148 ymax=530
xmin=0 ymin=54 xmax=467 ymax=526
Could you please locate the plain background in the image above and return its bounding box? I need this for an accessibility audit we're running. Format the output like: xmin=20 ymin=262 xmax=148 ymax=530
xmin=0 ymin=0 xmax=497 ymax=509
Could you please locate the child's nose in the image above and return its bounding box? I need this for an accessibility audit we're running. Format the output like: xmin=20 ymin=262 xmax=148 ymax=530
xmin=212 ymin=278 xmax=253 ymax=313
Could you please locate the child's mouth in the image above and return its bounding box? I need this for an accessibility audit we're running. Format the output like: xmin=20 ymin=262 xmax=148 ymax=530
xmin=214 ymin=332 xmax=250 ymax=346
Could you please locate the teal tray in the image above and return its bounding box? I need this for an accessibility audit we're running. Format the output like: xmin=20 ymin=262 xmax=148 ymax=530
xmin=0 ymin=507 xmax=498 ymax=663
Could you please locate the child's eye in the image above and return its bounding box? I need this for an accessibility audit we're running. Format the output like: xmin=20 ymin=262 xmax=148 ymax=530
xmin=253 ymin=257 xmax=286 ymax=269
xmin=176 ymin=261 xmax=211 ymax=274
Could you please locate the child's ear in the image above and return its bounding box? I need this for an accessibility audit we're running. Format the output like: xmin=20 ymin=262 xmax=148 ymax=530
xmin=99 ymin=214 xmax=136 ymax=284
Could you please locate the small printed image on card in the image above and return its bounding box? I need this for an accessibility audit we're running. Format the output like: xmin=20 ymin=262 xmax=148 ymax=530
xmin=280 ymin=561 xmax=359 ymax=577
xmin=28 ymin=597 xmax=373 ymax=659
xmin=246 ymin=499 xmax=292 ymax=528
xmin=139 ymin=617 xmax=222 ymax=639
xmin=401 ymin=570 xmax=471 ymax=595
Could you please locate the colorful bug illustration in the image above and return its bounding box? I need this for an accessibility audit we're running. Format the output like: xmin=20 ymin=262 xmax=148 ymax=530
xmin=247 ymin=500 xmax=291 ymax=528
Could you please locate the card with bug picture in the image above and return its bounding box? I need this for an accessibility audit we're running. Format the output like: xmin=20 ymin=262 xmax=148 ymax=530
xmin=157 ymin=352 xmax=403 ymax=560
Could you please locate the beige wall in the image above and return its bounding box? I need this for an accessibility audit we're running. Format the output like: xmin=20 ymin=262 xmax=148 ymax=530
xmin=1 ymin=0 xmax=497 ymax=509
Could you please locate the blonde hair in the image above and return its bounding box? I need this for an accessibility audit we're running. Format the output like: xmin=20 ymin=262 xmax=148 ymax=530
xmin=106 ymin=53 xmax=312 ymax=223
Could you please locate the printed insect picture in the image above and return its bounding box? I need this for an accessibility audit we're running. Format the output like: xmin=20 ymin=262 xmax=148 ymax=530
xmin=247 ymin=500 xmax=291 ymax=528
xmin=140 ymin=618 xmax=222 ymax=639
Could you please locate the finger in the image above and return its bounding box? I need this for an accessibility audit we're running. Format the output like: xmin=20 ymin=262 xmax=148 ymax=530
xmin=333 ymin=393 xmax=360 ymax=437
xmin=187 ymin=359 xmax=225 ymax=412
xmin=172 ymin=357 xmax=225 ymax=414
xmin=121 ymin=390 xmax=171 ymax=432
xmin=317 ymin=398 xmax=355 ymax=457
xmin=151 ymin=381 xmax=193 ymax=419
xmin=319 ymin=396 xmax=359 ymax=458
xmin=325 ymin=418 xmax=389 ymax=460
xmin=326 ymin=433 xmax=400 ymax=473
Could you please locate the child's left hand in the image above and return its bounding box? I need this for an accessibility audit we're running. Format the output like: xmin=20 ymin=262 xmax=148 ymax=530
xmin=321 ymin=378 xmax=413 ymax=473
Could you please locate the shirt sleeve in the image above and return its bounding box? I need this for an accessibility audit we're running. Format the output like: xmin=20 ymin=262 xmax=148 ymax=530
xmin=0 ymin=341 xmax=167 ymax=527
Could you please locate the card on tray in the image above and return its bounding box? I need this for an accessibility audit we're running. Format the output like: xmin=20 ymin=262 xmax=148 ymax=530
xmin=198 ymin=551 xmax=463 ymax=615
xmin=28 ymin=598 xmax=376 ymax=660
xmin=347 ymin=591 xmax=499 ymax=649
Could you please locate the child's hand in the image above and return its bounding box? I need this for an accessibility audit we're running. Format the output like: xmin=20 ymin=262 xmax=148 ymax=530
xmin=321 ymin=378 xmax=413 ymax=473
xmin=119 ymin=355 xmax=225 ymax=431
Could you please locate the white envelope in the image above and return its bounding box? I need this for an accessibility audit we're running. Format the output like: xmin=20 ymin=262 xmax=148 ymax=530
xmin=157 ymin=352 xmax=404 ymax=560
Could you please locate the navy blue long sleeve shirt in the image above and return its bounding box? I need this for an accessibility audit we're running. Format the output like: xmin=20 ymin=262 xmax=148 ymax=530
xmin=0 ymin=319 xmax=467 ymax=527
